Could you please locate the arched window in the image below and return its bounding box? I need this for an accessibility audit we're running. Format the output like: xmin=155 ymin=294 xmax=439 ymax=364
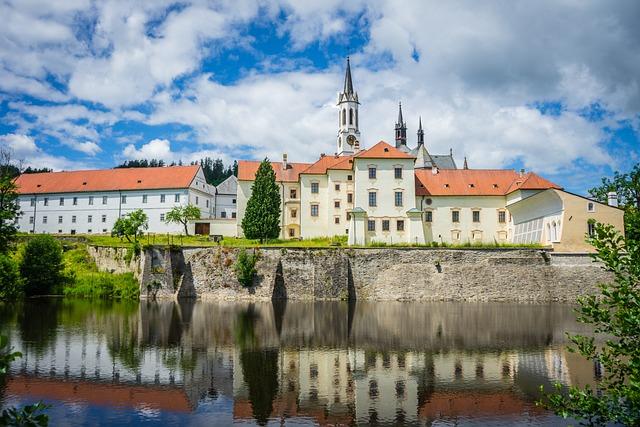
xmin=349 ymin=108 xmax=354 ymax=125
xmin=355 ymin=109 xmax=358 ymax=128
xmin=551 ymin=221 xmax=557 ymax=242
xmin=546 ymin=223 xmax=551 ymax=242
xmin=342 ymin=109 xmax=346 ymax=125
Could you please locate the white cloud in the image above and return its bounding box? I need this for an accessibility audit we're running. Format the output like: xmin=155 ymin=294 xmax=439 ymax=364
xmin=121 ymin=138 xmax=231 ymax=165
xmin=0 ymin=133 xmax=83 ymax=170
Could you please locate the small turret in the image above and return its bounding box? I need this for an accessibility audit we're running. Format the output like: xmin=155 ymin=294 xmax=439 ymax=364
xmin=417 ymin=116 xmax=424 ymax=146
xmin=395 ymin=102 xmax=407 ymax=148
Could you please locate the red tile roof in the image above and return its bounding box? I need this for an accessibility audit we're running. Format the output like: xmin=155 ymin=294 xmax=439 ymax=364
xmin=15 ymin=165 xmax=201 ymax=195
xmin=301 ymin=154 xmax=354 ymax=175
xmin=237 ymin=160 xmax=312 ymax=182
xmin=415 ymin=169 xmax=561 ymax=196
xmin=354 ymin=141 xmax=415 ymax=159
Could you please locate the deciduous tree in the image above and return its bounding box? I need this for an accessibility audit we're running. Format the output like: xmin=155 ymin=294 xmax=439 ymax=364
xmin=111 ymin=209 xmax=148 ymax=243
xmin=19 ymin=235 xmax=66 ymax=296
xmin=164 ymin=204 xmax=201 ymax=235
xmin=0 ymin=148 xmax=20 ymax=253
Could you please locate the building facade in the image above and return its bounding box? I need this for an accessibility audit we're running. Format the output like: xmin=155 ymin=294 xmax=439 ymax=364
xmin=235 ymin=59 xmax=625 ymax=250
xmin=214 ymin=175 xmax=238 ymax=219
xmin=15 ymin=165 xmax=216 ymax=234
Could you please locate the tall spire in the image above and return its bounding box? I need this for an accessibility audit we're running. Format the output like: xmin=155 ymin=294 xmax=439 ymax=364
xmin=343 ymin=56 xmax=354 ymax=95
xmin=395 ymin=102 xmax=407 ymax=148
xmin=463 ymin=156 xmax=469 ymax=169
xmin=417 ymin=116 xmax=424 ymax=146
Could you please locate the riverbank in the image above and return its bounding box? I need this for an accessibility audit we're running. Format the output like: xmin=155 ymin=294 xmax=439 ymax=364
xmin=89 ymin=245 xmax=610 ymax=302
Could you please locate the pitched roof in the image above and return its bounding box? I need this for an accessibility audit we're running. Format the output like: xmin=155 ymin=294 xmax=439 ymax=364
xmin=237 ymin=160 xmax=312 ymax=182
xmin=415 ymin=169 xmax=561 ymax=196
xmin=215 ymin=174 xmax=237 ymax=194
xmin=15 ymin=165 xmax=200 ymax=195
xmin=354 ymin=141 xmax=415 ymax=160
xmin=301 ymin=155 xmax=354 ymax=175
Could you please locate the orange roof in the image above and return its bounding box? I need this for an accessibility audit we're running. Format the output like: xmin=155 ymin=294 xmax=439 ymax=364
xmin=354 ymin=141 xmax=415 ymax=159
xmin=15 ymin=165 xmax=200 ymax=195
xmin=415 ymin=169 xmax=561 ymax=196
xmin=301 ymin=154 xmax=354 ymax=175
xmin=237 ymin=160 xmax=312 ymax=182
xmin=7 ymin=375 xmax=192 ymax=412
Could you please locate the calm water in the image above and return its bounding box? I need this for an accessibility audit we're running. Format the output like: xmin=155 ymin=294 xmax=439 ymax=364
xmin=0 ymin=299 xmax=598 ymax=426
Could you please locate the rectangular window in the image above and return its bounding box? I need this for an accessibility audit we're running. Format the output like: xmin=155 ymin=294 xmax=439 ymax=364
xmin=73 ymin=197 xmax=78 ymax=206
xmin=452 ymin=211 xmax=460 ymax=223
xmin=347 ymin=193 xmax=353 ymax=203
xmin=221 ymin=211 xmax=227 ymax=218
xmin=334 ymin=217 xmax=340 ymax=224
xmin=346 ymin=212 xmax=351 ymax=221
xmin=88 ymin=196 xmax=94 ymax=205
xmin=142 ymin=195 xmax=148 ymax=203
xmin=102 ymin=215 xmax=106 ymax=223
xmin=311 ymin=182 xmax=319 ymax=194
xmin=335 ymin=184 xmax=340 ymax=191
xmin=174 ymin=194 xmax=180 ymax=202
xmin=88 ymin=215 xmax=92 ymax=223
xmin=42 ymin=216 xmax=47 ymax=224
xmin=367 ymin=219 xmax=376 ymax=231
xmin=291 ymin=209 xmax=297 ymax=218
xmin=87 ymin=229 xmax=92 ymax=234
xmin=44 ymin=197 xmax=48 ymax=206
xmin=347 ymin=175 xmax=353 ymax=181
xmin=160 ymin=213 xmax=165 ymax=222
xmin=160 ymin=194 xmax=166 ymax=203
xmin=206 ymin=199 xmax=209 ymax=208
xmin=368 ymin=192 xmax=377 ymax=207
xmin=232 ymin=212 xmax=236 ymax=219
xmin=394 ymin=167 xmax=402 ymax=179
xmin=102 ymin=196 xmax=108 ymax=205
xmin=382 ymin=220 xmax=390 ymax=231
xmin=195 ymin=196 xmax=199 ymax=205
xmin=29 ymin=216 xmax=34 ymax=224
xmin=232 ymin=199 xmax=236 ymax=204
xmin=498 ymin=211 xmax=506 ymax=223
xmin=425 ymin=211 xmax=433 ymax=222
xmin=472 ymin=210 xmax=480 ymax=223
xmin=311 ymin=204 xmax=319 ymax=217
xmin=290 ymin=188 xmax=297 ymax=199
xmin=397 ymin=220 xmax=405 ymax=231
xmin=395 ymin=191 xmax=403 ymax=207
xmin=58 ymin=216 xmax=63 ymax=224
xmin=334 ymin=201 xmax=340 ymax=208
xmin=368 ymin=167 xmax=376 ymax=179
xmin=59 ymin=197 xmax=64 ymax=206
xmin=588 ymin=221 xmax=596 ymax=237
xmin=70 ymin=229 xmax=76 ymax=235
xmin=289 ymin=228 xmax=295 ymax=237
xmin=72 ymin=215 xmax=76 ymax=223
xmin=121 ymin=195 xmax=127 ymax=204
xmin=30 ymin=198 xmax=35 ymax=207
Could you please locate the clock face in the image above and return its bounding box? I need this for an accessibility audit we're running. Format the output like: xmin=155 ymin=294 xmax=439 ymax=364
xmin=347 ymin=135 xmax=356 ymax=146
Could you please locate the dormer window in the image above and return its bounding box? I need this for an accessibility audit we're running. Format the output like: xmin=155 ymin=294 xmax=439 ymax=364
xmin=492 ymin=184 xmax=498 ymax=188
xmin=137 ymin=180 xmax=142 ymax=184
xmin=469 ymin=184 xmax=475 ymax=188
xmin=82 ymin=182 xmax=87 ymax=185
xmin=444 ymin=184 xmax=449 ymax=188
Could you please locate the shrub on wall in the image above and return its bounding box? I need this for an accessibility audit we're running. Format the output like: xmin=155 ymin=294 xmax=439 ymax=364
xmin=235 ymin=249 xmax=258 ymax=287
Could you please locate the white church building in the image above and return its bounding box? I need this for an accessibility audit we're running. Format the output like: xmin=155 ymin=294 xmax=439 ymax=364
xmin=237 ymin=59 xmax=624 ymax=250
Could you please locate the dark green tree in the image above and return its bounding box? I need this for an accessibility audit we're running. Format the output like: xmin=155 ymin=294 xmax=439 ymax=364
xmin=19 ymin=235 xmax=66 ymax=296
xmin=0 ymin=148 xmax=20 ymax=253
xmin=241 ymin=159 xmax=281 ymax=243
xmin=0 ymin=254 xmax=21 ymax=299
xmin=539 ymin=222 xmax=640 ymax=425
xmin=111 ymin=209 xmax=148 ymax=243
xmin=589 ymin=163 xmax=640 ymax=242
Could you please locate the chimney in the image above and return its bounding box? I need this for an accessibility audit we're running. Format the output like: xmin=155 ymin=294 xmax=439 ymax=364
xmin=519 ymin=168 xmax=525 ymax=177
xmin=282 ymin=153 xmax=288 ymax=170
xmin=432 ymin=166 xmax=438 ymax=175
xmin=607 ymin=192 xmax=618 ymax=207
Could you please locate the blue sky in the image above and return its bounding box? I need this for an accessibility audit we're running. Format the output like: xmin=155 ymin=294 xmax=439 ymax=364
xmin=0 ymin=1 xmax=639 ymax=195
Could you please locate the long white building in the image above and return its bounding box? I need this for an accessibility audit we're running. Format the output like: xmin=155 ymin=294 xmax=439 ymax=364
xmin=15 ymin=165 xmax=215 ymax=234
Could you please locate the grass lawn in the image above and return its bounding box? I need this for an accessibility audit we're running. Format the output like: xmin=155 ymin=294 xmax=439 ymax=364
xmin=19 ymin=233 xmax=544 ymax=250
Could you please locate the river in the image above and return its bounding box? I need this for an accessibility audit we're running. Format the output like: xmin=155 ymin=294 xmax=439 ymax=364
xmin=0 ymin=299 xmax=597 ymax=426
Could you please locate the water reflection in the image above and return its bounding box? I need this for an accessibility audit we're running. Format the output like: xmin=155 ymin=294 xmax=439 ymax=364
xmin=0 ymin=299 xmax=597 ymax=426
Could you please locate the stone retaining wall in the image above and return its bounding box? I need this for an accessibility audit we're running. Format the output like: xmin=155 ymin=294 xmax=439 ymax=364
xmin=89 ymin=246 xmax=612 ymax=302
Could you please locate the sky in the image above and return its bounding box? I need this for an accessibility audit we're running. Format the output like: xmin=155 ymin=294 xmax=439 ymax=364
xmin=0 ymin=0 xmax=639 ymax=194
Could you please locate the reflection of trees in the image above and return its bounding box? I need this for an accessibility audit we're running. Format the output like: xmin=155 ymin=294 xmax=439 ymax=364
xmin=107 ymin=324 xmax=143 ymax=372
xmin=235 ymin=304 xmax=279 ymax=426
xmin=17 ymin=299 xmax=61 ymax=354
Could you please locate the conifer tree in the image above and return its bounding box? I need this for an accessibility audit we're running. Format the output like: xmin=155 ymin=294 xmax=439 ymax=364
xmin=241 ymin=158 xmax=281 ymax=242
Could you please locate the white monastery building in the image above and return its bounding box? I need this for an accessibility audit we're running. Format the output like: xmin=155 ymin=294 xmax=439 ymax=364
xmin=237 ymin=59 xmax=624 ymax=251
xmin=15 ymin=165 xmax=215 ymax=235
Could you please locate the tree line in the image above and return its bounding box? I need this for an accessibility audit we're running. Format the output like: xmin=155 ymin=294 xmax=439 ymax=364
xmin=115 ymin=157 xmax=238 ymax=186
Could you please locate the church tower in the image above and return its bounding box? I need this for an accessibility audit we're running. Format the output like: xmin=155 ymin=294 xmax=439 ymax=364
xmin=337 ymin=57 xmax=360 ymax=155
xmin=395 ymin=102 xmax=407 ymax=149
xmin=417 ymin=116 xmax=425 ymax=146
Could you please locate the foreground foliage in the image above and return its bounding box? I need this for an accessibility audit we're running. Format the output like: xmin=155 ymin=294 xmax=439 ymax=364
xmin=539 ymin=223 xmax=640 ymax=425
xmin=63 ymin=246 xmax=139 ymax=299
xmin=0 ymin=254 xmax=21 ymax=299
xmin=234 ymin=248 xmax=258 ymax=287
xmin=19 ymin=235 xmax=66 ymax=296
xmin=0 ymin=335 xmax=49 ymax=426
xmin=0 ymin=148 xmax=20 ymax=254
